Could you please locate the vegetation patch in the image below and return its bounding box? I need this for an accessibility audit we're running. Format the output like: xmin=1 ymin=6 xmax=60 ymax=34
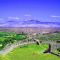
xmin=36 ymin=32 xmax=60 ymax=41
xmin=0 ymin=44 xmax=60 ymax=60
xmin=0 ymin=32 xmax=27 ymax=50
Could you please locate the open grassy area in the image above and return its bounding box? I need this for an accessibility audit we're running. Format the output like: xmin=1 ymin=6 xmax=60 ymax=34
xmin=0 ymin=32 xmax=60 ymax=60
xmin=0 ymin=44 xmax=60 ymax=60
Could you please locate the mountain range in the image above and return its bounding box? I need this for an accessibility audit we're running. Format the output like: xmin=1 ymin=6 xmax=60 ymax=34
xmin=0 ymin=19 xmax=60 ymax=28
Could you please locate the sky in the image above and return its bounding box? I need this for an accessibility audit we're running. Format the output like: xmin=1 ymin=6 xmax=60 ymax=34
xmin=0 ymin=0 xmax=60 ymax=23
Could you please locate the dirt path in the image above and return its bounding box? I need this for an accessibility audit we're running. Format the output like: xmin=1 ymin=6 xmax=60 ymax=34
xmin=0 ymin=40 xmax=35 ymax=55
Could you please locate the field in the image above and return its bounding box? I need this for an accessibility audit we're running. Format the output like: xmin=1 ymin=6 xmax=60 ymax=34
xmin=0 ymin=44 xmax=60 ymax=60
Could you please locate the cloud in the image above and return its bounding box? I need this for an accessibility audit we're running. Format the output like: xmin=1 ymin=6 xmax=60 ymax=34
xmin=24 ymin=14 xmax=32 ymax=17
xmin=51 ymin=15 xmax=60 ymax=18
xmin=8 ymin=17 xmax=20 ymax=20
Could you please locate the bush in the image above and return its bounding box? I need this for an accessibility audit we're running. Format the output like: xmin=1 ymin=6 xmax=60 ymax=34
xmin=57 ymin=48 xmax=60 ymax=52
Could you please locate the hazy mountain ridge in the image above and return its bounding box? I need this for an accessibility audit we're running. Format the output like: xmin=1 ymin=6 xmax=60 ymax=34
xmin=0 ymin=19 xmax=60 ymax=28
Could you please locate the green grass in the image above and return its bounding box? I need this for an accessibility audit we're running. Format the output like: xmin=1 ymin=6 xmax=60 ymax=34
xmin=0 ymin=32 xmax=27 ymax=50
xmin=0 ymin=44 xmax=60 ymax=60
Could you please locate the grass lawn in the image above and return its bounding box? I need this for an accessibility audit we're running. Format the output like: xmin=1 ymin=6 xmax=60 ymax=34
xmin=0 ymin=44 xmax=60 ymax=60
